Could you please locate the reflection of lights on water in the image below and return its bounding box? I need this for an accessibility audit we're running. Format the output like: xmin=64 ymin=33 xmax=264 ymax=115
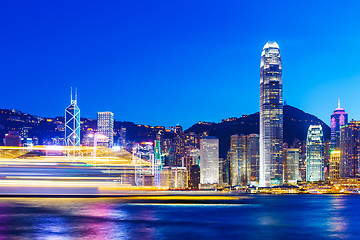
xmin=327 ymin=197 xmax=348 ymax=234
xmin=258 ymin=215 xmax=279 ymax=226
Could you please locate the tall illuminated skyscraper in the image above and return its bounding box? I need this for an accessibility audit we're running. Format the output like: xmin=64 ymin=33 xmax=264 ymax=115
xmin=331 ymin=100 xmax=348 ymax=150
xmin=306 ymin=125 xmax=324 ymax=182
xmin=229 ymin=134 xmax=258 ymax=186
xmin=97 ymin=112 xmax=114 ymax=148
xmin=259 ymin=41 xmax=283 ymax=187
xmin=65 ymin=89 xmax=80 ymax=147
xmin=200 ymin=137 xmax=219 ymax=187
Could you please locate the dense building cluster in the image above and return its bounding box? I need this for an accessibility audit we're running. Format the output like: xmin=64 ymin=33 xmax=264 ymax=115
xmin=1 ymin=42 xmax=359 ymax=192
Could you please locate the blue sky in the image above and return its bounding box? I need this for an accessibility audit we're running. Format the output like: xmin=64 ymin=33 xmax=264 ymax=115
xmin=1 ymin=1 xmax=360 ymax=128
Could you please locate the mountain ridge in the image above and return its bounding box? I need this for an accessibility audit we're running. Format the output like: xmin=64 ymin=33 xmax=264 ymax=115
xmin=185 ymin=105 xmax=330 ymax=158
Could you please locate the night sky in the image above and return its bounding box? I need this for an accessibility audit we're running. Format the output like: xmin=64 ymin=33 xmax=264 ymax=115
xmin=1 ymin=1 xmax=360 ymax=128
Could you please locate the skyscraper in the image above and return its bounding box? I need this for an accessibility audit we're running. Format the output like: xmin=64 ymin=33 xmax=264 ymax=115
xmin=200 ymin=137 xmax=219 ymax=187
xmin=174 ymin=125 xmax=185 ymax=167
xmin=119 ymin=127 xmax=127 ymax=147
xmin=329 ymin=150 xmax=341 ymax=180
xmin=340 ymin=121 xmax=360 ymax=178
xmin=230 ymin=135 xmax=243 ymax=186
xmin=306 ymin=125 xmax=324 ymax=182
xmin=97 ymin=112 xmax=114 ymax=148
xmin=331 ymin=100 xmax=348 ymax=150
xmin=283 ymin=148 xmax=300 ymax=184
xmin=248 ymin=134 xmax=260 ymax=185
xmin=230 ymin=134 xmax=257 ymax=186
xmin=259 ymin=41 xmax=283 ymax=187
xmin=65 ymin=89 xmax=80 ymax=147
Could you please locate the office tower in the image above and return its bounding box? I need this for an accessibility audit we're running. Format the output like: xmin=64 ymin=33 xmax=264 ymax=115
xmin=329 ymin=150 xmax=341 ymax=180
xmin=200 ymin=137 xmax=219 ymax=187
xmin=324 ymin=140 xmax=331 ymax=179
xmin=189 ymin=165 xmax=200 ymax=189
xmin=160 ymin=167 xmax=171 ymax=188
xmin=230 ymin=135 xmax=250 ymax=186
xmin=248 ymin=134 xmax=260 ymax=184
xmin=331 ymin=100 xmax=348 ymax=150
xmin=222 ymin=151 xmax=231 ymax=186
xmin=283 ymin=148 xmax=300 ymax=184
xmin=306 ymin=125 xmax=324 ymax=182
xmin=174 ymin=125 xmax=185 ymax=166
xmin=230 ymin=134 xmax=259 ymax=186
xmin=291 ymin=138 xmax=307 ymax=181
xmin=97 ymin=112 xmax=114 ymax=148
xmin=219 ymin=158 xmax=224 ymax=186
xmin=119 ymin=127 xmax=126 ymax=147
xmin=230 ymin=135 xmax=242 ymax=186
xmin=65 ymin=89 xmax=80 ymax=147
xmin=259 ymin=41 xmax=283 ymax=187
xmin=340 ymin=121 xmax=360 ymax=178
xmin=171 ymin=167 xmax=188 ymax=189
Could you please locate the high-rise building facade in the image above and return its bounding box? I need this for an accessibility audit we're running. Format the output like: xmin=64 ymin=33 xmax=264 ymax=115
xmin=174 ymin=125 xmax=185 ymax=166
xmin=340 ymin=121 xmax=360 ymax=178
xmin=248 ymin=134 xmax=260 ymax=185
xmin=329 ymin=150 xmax=341 ymax=180
xmin=331 ymin=100 xmax=348 ymax=150
xmin=283 ymin=148 xmax=300 ymax=184
xmin=119 ymin=127 xmax=126 ymax=147
xmin=189 ymin=165 xmax=200 ymax=189
xmin=230 ymin=134 xmax=259 ymax=187
xmin=200 ymin=137 xmax=219 ymax=185
xmin=97 ymin=112 xmax=114 ymax=148
xmin=259 ymin=41 xmax=283 ymax=187
xmin=306 ymin=125 xmax=324 ymax=182
xmin=230 ymin=135 xmax=247 ymax=186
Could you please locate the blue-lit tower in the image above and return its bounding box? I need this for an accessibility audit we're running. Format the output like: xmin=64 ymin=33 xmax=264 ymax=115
xmin=65 ymin=88 xmax=81 ymax=158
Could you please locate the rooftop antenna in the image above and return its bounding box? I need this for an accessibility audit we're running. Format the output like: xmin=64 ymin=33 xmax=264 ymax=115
xmin=338 ymin=98 xmax=341 ymax=109
xmin=75 ymin=87 xmax=77 ymax=103
xmin=70 ymin=87 xmax=73 ymax=102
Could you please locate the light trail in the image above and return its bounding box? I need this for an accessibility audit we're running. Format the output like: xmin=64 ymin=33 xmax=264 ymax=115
xmin=0 ymin=146 xmax=155 ymax=194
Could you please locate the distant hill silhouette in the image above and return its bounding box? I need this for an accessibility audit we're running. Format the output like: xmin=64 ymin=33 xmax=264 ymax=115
xmin=185 ymin=105 xmax=330 ymax=159
xmin=0 ymin=105 xmax=330 ymax=157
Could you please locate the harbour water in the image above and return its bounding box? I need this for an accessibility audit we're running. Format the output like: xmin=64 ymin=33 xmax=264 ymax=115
xmin=0 ymin=194 xmax=358 ymax=239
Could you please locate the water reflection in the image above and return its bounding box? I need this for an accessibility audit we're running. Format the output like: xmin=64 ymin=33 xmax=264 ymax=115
xmin=0 ymin=196 xmax=358 ymax=239
xmin=326 ymin=196 xmax=348 ymax=238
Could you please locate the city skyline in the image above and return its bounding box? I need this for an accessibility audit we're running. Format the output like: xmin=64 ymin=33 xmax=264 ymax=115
xmin=2 ymin=1 xmax=360 ymax=129
xmin=2 ymin=2 xmax=360 ymax=239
